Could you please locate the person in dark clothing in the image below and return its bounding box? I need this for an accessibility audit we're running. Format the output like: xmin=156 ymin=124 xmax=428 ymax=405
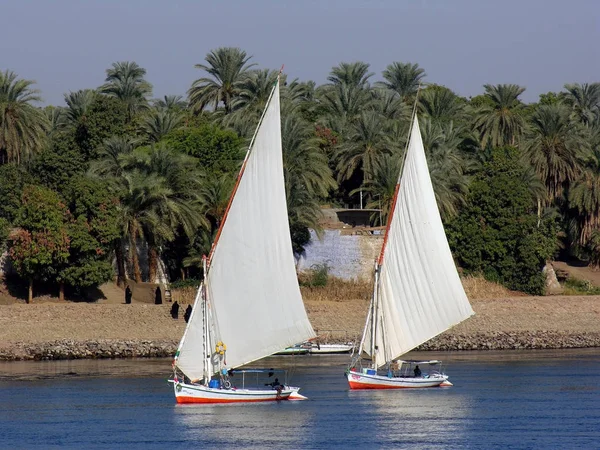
xmin=155 ymin=286 xmax=162 ymax=305
xmin=125 ymin=285 xmax=132 ymax=304
xmin=265 ymin=378 xmax=281 ymax=388
xmin=170 ymin=301 xmax=180 ymax=319
xmin=414 ymin=365 xmax=422 ymax=377
xmin=184 ymin=305 xmax=192 ymax=323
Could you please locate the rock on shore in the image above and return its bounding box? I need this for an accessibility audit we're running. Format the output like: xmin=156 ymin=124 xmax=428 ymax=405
xmin=1 ymin=295 xmax=600 ymax=361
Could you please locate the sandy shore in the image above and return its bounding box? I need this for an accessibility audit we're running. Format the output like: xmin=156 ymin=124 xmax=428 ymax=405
xmin=1 ymin=294 xmax=600 ymax=360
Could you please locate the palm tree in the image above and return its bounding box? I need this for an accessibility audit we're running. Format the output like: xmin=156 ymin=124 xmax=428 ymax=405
xmin=89 ymin=136 xmax=136 ymax=179
xmin=152 ymin=95 xmax=187 ymax=111
xmin=188 ymin=47 xmax=256 ymax=114
xmin=88 ymin=135 xmax=136 ymax=286
xmin=317 ymin=62 xmax=375 ymax=135
xmin=100 ymin=61 xmax=152 ymax=120
xmin=420 ymin=118 xmax=470 ymax=218
xmin=282 ymin=114 xmax=336 ymax=199
xmin=354 ymin=152 xmax=402 ymax=225
xmin=377 ymin=62 xmax=426 ymax=103
xmin=123 ymin=145 xmax=204 ymax=282
xmin=0 ymin=70 xmax=48 ymax=164
xmin=335 ymin=111 xmax=396 ymax=183
xmin=198 ymin=172 xmax=235 ymax=232
xmin=523 ymin=104 xmax=586 ymax=204
xmin=44 ymin=106 xmax=66 ymax=137
xmin=138 ymin=108 xmax=183 ymax=144
xmin=473 ymin=84 xmax=526 ymax=148
xmin=568 ymin=149 xmax=600 ymax=247
xmin=419 ymin=85 xmax=466 ymax=124
xmin=562 ymin=83 xmax=600 ymax=126
xmin=327 ymin=61 xmax=373 ymax=88
xmin=63 ymin=89 xmax=97 ymax=127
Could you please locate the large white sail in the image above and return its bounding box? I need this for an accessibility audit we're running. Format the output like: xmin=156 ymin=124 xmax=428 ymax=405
xmin=176 ymin=81 xmax=315 ymax=379
xmin=364 ymin=114 xmax=474 ymax=368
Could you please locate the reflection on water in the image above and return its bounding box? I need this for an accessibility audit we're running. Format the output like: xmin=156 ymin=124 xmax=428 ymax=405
xmin=0 ymin=349 xmax=599 ymax=449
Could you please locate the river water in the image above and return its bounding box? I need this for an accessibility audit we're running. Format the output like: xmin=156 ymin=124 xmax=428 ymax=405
xmin=1 ymin=349 xmax=599 ymax=449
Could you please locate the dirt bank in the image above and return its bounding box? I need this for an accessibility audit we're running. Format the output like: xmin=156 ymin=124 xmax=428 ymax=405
xmin=1 ymin=293 xmax=600 ymax=360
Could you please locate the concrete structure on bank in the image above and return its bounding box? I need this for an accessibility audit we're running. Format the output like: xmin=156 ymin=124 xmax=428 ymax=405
xmin=296 ymin=208 xmax=383 ymax=281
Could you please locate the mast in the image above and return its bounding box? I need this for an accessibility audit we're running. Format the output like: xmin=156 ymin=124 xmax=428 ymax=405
xmin=377 ymin=86 xmax=422 ymax=266
xmin=202 ymin=255 xmax=211 ymax=383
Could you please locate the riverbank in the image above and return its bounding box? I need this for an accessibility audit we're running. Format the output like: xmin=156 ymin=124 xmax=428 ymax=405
xmin=1 ymin=292 xmax=600 ymax=360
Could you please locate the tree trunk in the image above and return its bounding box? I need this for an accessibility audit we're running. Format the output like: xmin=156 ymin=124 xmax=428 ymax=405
xmin=59 ymin=282 xmax=65 ymax=301
xmin=180 ymin=268 xmax=186 ymax=281
xmin=148 ymin=246 xmax=158 ymax=284
xmin=28 ymin=278 xmax=33 ymax=304
xmin=115 ymin=240 xmax=127 ymax=287
xmin=130 ymin=235 xmax=142 ymax=283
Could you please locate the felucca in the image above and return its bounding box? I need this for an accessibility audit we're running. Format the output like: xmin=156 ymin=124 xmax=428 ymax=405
xmin=170 ymin=76 xmax=315 ymax=403
xmin=346 ymin=112 xmax=474 ymax=389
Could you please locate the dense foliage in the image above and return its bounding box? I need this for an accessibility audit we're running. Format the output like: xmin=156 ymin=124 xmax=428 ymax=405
xmin=1 ymin=47 xmax=599 ymax=299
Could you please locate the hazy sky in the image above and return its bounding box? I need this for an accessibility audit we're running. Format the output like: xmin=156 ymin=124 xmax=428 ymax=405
xmin=2 ymin=0 xmax=599 ymax=106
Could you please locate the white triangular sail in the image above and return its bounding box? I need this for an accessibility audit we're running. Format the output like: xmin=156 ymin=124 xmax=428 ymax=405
xmin=363 ymin=114 xmax=474 ymax=368
xmin=175 ymin=81 xmax=315 ymax=380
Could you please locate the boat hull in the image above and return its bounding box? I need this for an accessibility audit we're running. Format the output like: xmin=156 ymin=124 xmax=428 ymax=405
xmin=309 ymin=344 xmax=354 ymax=354
xmin=171 ymin=380 xmax=305 ymax=403
xmin=346 ymin=370 xmax=449 ymax=389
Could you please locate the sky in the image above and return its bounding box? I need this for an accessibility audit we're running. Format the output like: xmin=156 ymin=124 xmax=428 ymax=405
xmin=2 ymin=0 xmax=599 ymax=106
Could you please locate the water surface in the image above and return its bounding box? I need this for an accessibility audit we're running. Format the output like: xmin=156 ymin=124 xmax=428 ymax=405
xmin=1 ymin=350 xmax=599 ymax=449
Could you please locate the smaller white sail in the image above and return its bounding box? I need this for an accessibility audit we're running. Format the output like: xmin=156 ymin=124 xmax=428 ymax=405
xmin=364 ymin=114 xmax=474 ymax=368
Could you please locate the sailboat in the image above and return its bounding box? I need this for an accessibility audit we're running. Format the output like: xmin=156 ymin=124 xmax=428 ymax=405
xmin=346 ymin=112 xmax=474 ymax=389
xmin=170 ymin=77 xmax=316 ymax=403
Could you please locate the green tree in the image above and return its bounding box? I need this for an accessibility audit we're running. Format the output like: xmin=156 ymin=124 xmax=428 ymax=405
xmin=162 ymin=124 xmax=244 ymax=173
xmin=473 ymin=84 xmax=526 ymax=148
xmin=562 ymin=82 xmax=600 ymax=126
xmin=0 ymin=164 xmax=35 ymax=222
xmin=60 ymin=177 xmax=120 ymax=293
xmin=188 ymin=47 xmax=256 ymax=114
xmin=377 ymin=62 xmax=426 ymax=103
xmin=447 ymin=147 xmax=558 ymax=294
xmin=419 ymin=85 xmax=467 ymax=124
xmin=0 ymin=70 xmax=48 ymax=164
xmin=139 ymin=108 xmax=183 ymax=144
xmin=335 ymin=111 xmax=396 ymax=184
xmin=100 ymin=61 xmax=152 ymax=121
xmin=8 ymin=185 xmax=70 ymax=303
xmin=71 ymin=94 xmax=129 ymax=162
xmin=523 ymin=104 xmax=586 ymax=204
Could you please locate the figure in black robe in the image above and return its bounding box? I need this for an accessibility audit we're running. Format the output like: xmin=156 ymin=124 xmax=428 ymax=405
xmin=170 ymin=301 xmax=180 ymax=319
xmin=184 ymin=305 xmax=192 ymax=323
xmin=155 ymin=286 xmax=162 ymax=305
xmin=125 ymin=285 xmax=132 ymax=304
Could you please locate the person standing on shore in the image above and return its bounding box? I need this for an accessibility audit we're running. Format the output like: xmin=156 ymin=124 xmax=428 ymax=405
xmin=184 ymin=305 xmax=192 ymax=323
xmin=125 ymin=285 xmax=132 ymax=304
xmin=170 ymin=301 xmax=180 ymax=319
xmin=155 ymin=286 xmax=162 ymax=305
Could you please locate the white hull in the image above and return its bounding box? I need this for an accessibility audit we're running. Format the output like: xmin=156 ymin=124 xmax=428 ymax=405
xmin=309 ymin=344 xmax=354 ymax=354
xmin=171 ymin=380 xmax=307 ymax=404
xmin=346 ymin=369 xmax=450 ymax=389
xmin=274 ymin=347 xmax=309 ymax=355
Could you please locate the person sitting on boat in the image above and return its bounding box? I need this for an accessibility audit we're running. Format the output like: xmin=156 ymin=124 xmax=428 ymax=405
xmin=414 ymin=365 xmax=422 ymax=377
xmin=265 ymin=378 xmax=281 ymax=388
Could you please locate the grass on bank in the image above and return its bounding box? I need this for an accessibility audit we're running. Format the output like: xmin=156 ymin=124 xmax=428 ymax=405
xmin=562 ymin=277 xmax=600 ymax=295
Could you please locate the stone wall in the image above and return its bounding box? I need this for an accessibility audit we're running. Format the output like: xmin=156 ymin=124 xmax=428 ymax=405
xmin=296 ymin=230 xmax=383 ymax=281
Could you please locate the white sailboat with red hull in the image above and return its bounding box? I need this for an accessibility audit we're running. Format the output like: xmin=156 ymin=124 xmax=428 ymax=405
xmin=347 ymin=113 xmax=474 ymax=390
xmin=171 ymin=77 xmax=315 ymax=403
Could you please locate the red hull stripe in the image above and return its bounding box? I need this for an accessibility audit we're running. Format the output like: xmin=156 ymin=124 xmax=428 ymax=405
xmin=176 ymin=396 xmax=288 ymax=404
xmin=348 ymin=381 xmax=439 ymax=390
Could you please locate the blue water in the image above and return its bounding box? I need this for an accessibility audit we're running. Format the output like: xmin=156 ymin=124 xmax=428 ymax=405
xmin=1 ymin=350 xmax=599 ymax=449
